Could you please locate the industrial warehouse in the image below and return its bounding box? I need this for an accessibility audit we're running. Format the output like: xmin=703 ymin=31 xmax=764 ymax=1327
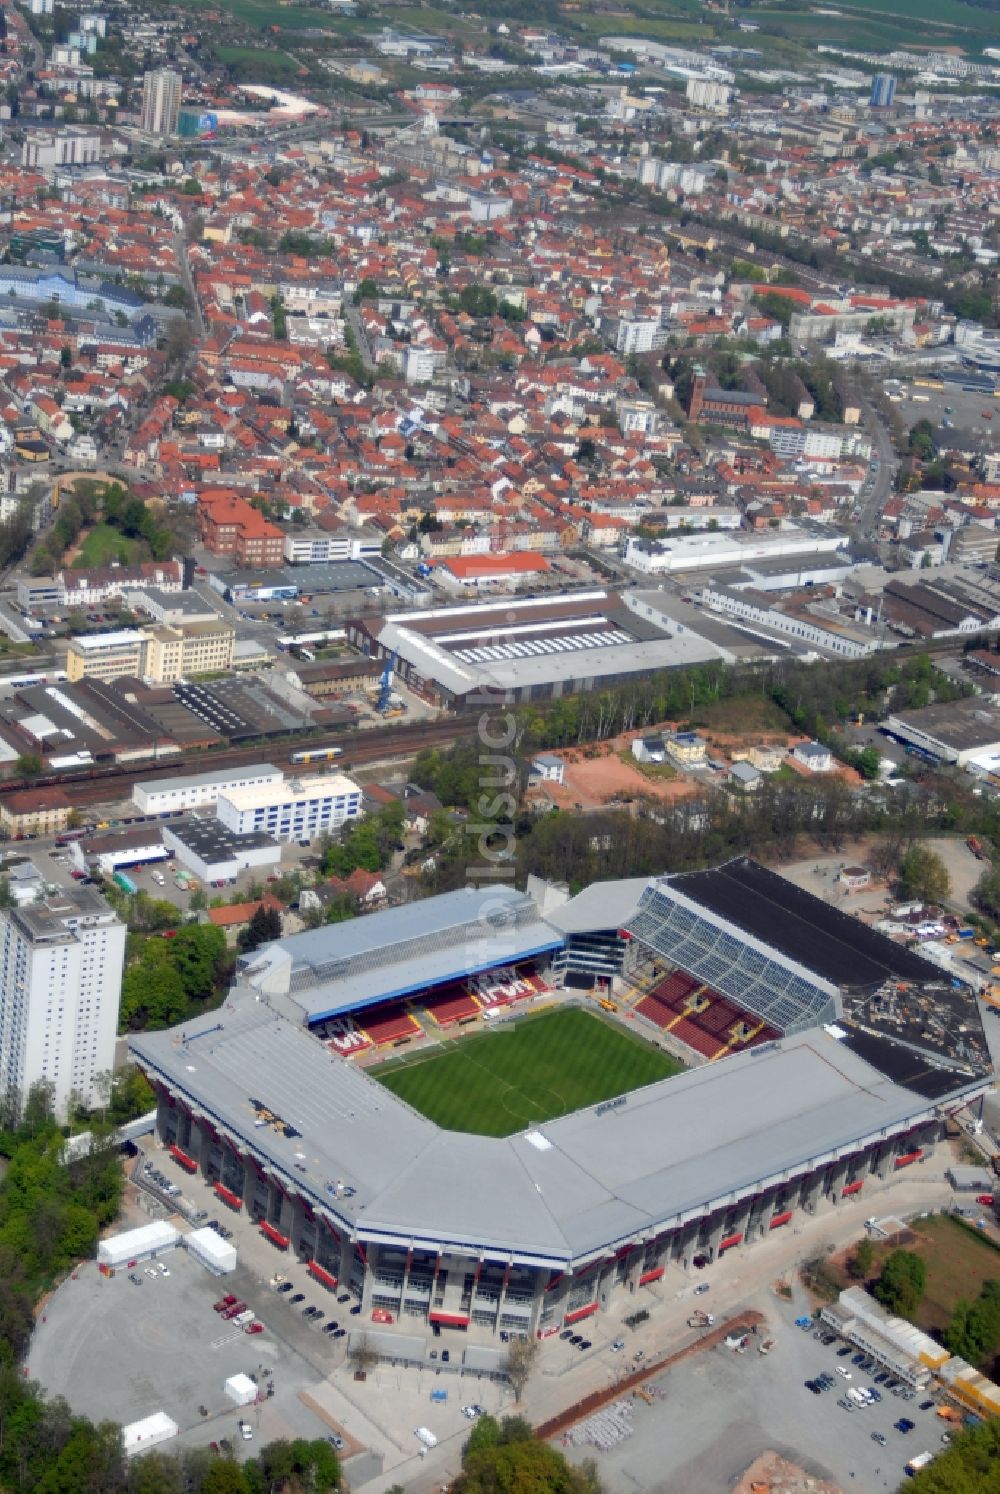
xmin=347 ymin=590 xmax=727 ymax=706
xmin=129 ymin=862 xmax=992 ymax=1342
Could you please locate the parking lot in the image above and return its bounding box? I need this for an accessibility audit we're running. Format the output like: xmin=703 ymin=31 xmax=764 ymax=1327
xmin=30 ymin=1243 xmax=340 ymax=1460
xmin=560 ymin=1292 xmax=952 ymax=1493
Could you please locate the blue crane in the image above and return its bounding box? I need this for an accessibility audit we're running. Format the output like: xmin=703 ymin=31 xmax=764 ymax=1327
xmin=377 ymin=650 xmax=398 ymax=713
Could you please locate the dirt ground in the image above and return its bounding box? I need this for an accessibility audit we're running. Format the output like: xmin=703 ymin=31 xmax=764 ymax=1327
xmin=544 ymin=745 xmax=701 ymax=810
xmin=774 ymin=835 xmax=984 ymax=917
xmin=734 ymin=1450 xmax=842 ymax=1494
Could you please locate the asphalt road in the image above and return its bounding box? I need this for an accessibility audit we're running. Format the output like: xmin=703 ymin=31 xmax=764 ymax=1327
xmin=855 ymin=397 xmax=899 ymax=538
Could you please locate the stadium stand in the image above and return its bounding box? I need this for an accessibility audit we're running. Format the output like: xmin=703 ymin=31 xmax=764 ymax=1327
xmin=360 ymin=1003 xmax=423 ymax=1046
xmin=422 ymin=983 xmax=481 ymax=1027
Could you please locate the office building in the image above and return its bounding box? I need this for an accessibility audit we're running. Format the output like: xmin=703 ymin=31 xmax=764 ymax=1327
xmin=0 ymin=886 xmax=126 ymax=1116
xmin=215 ymin=773 xmax=363 ymax=842
xmin=140 ymin=68 xmax=181 ymax=137
xmin=133 ymin=764 xmax=284 ymax=817
xmin=870 ymin=74 xmax=896 ymax=108
xmin=66 ymin=629 xmax=147 ymax=683
xmin=66 ymin=622 xmax=235 ymax=684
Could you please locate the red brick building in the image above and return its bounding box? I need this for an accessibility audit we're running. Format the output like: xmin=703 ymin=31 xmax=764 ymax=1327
xmin=197 ymin=495 xmax=285 ymax=567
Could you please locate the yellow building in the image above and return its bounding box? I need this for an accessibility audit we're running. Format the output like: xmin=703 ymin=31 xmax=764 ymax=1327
xmin=0 ymin=787 xmax=72 ymax=838
xmin=66 ymin=628 xmax=147 ymax=683
xmin=143 ymin=621 xmax=234 ymax=683
xmin=66 ymin=622 xmax=234 ymax=685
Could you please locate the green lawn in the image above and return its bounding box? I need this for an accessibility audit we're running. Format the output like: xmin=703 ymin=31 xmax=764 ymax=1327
xmin=213 ymin=44 xmax=300 ymax=73
xmin=374 ymin=1006 xmax=682 ymax=1136
xmin=71 ymin=523 xmax=146 ymax=569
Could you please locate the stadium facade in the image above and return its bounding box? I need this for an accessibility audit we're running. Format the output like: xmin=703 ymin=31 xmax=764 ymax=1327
xmin=130 ymin=863 xmax=991 ymax=1340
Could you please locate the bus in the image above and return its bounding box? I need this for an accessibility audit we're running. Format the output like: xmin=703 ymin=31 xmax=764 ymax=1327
xmin=290 ymin=746 xmax=343 ymax=766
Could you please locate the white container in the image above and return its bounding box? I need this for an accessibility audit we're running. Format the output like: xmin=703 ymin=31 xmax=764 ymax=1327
xmin=98 ymin=1221 xmax=179 ymax=1269
xmin=186 ymin=1226 xmax=237 ymax=1275
xmin=122 ymin=1412 xmax=179 ymax=1457
xmin=225 ymin=1373 xmax=257 ymax=1407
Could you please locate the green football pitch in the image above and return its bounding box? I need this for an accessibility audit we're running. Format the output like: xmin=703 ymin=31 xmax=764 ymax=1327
xmin=373 ymin=1006 xmax=682 ymax=1137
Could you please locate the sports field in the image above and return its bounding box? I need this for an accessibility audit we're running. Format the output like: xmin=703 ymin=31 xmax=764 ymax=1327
xmin=374 ymin=1006 xmax=682 ymax=1136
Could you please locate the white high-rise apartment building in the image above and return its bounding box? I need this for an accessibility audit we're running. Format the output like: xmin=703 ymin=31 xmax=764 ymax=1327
xmin=0 ymin=885 xmax=126 ymax=1117
xmin=140 ymin=68 xmax=181 ymax=137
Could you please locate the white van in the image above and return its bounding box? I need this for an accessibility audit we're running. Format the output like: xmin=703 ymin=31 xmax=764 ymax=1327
xmin=415 ymin=1427 xmax=438 ymax=1449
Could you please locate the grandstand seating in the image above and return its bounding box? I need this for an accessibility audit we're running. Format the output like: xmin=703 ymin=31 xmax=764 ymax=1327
xmin=636 ymin=994 xmax=673 ymax=1029
xmin=361 ymin=1004 xmax=423 ymax=1045
xmin=635 ymin=965 xmax=785 ymax=1060
xmin=423 ymin=984 xmax=481 ymax=1027
xmin=651 ymin=970 xmax=699 ymax=1005
xmin=472 ymin=967 xmax=538 ymax=1007
xmin=326 ymin=1018 xmax=370 ymax=1057
xmin=669 ymin=1018 xmax=721 ymax=1059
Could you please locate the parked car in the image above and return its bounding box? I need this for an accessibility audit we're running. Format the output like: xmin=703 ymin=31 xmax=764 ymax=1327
xmin=238 ymin=1421 xmax=253 ymax=1441
xmin=246 ymin=1322 xmax=264 ymax=1336
xmin=693 ymin=1284 xmax=710 ymax=1296
xmin=129 ymin=1273 xmax=143 ymax=1285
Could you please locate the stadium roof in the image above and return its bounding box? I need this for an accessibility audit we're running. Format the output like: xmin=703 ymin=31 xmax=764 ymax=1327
xmin=547 ymin=878 xmax=650 ymax=935
xmin=237 ymin=885 xmax=564 ymax=1022
xmin=660 ymin=858 xmax=944 ymax=990
xmin=130 ymin=1011 xmax=984 ymax=1269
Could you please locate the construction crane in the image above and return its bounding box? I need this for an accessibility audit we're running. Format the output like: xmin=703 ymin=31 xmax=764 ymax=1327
xmin=377 ymin=651 xmax=398 ymax=714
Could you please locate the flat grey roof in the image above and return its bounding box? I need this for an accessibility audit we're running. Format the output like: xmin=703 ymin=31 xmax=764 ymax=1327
xmin=129 ymin=1013 xmax=975 ymax=1267
xmin=134 ymin=764 xmax=281 ymax=797
xmin=379 ymin=618 xmax=722 ymax=697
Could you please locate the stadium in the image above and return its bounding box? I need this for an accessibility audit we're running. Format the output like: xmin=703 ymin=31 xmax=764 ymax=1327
xmin=130 ymin=861 xmax=991 ymax=1343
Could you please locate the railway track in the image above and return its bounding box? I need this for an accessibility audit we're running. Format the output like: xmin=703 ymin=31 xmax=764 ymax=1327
xmin=0 ymin=716 xmax=479 ymax=811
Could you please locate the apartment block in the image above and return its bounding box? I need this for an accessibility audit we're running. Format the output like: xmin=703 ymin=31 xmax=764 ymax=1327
xmin=0 ymin=886 xmax=126 ymax=1116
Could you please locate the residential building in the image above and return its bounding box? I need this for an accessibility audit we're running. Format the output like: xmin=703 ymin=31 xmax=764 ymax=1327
xmin=869 ymin=74 xmax=896 ymax=108
xmin=532 ymin=754 xmax=565 ymax=784
xmin=21 ymin=129 xmax=102 ymax=171
xmin=791 ymin=740 xmax=834 ymax=773
xmin=140 ymin=69 xmax=181 ymax=137
xmin=0 ymin=885 xmax=126 ymax=1115
xmin=0 ymin=787 xmax=73 ymax=838
xmin=215 ymin=773 xmax=363 ymax=842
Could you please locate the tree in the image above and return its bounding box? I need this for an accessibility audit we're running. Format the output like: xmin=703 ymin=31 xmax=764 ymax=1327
xmin=906 ymin=1415 xmax=1000 ymax=1492
xmin=874 ymin=1249 xmax=927 ymax=1317
xmin=348 ymin=1333 xmax=378 ymax=1375
xmin=908 ymin=418 xmax=937 ymax=463
xmin=504 ymin=1335 xmax=539 ymax=1403
xmin=237 ymin=903 xmax=282 ymax=954
xmin=898 ymin=844 xmax=950 ymax=906
xmin=13 ymin=754 xmax=42 ymax=778
xmin=848 ymin=1237 xmax=874 ymax=1280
